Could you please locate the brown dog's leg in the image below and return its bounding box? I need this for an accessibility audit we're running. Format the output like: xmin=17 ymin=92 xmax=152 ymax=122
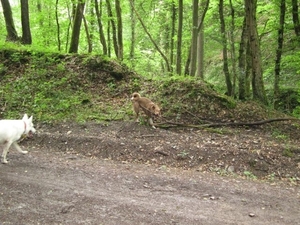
xmin=133 ymin=102 xmax=140 ymax=122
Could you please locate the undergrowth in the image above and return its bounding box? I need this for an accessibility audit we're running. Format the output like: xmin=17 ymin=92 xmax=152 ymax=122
xmin=0 ymin=49 xmax=295 ymax=125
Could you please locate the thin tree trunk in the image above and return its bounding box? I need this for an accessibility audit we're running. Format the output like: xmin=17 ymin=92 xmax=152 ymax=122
xmin=129 ymin=0 xmax=135 ymax=67
xmin=190 ymin=0 xmax=199 ymax=76
xmin=1 ymin=0 xmax=18 ymax=42
xmin=219 ymin=0 xmax=232 ymax=96
xmin=245 ymin=41 xmax=251 ymax=98
xmin=55 ymin=0 xmax=61 ymax=51
xmin=94 ymin=0 xmax=107 ymax=55
xmin=170 ymin=1 xmax=176 ymax=73
xmin=106 ymin=0 xmax=118 ymax=58
xmin=129 ymin=0 xmax=170 ymax=72
xmin=83 ymin=15 xmax=92 ymax=53
xmin=115 ymin=0 xmax=123 ymax=60
xmin=292 ymin=0 xmax=300 ymax=37
xmin=229 ymin=0 xmax=237 ymax=96
xmin=176 ymin=0 xmax=183 ymax=75
xmin=274 ymin=0 xmax=286 ymax=109
xmin=238 ymin=17 xmax=247 ymax=100
xmin=197 ymin=18 xmax=204 ymax=78
xmin=184 ymin=0 xmax=209 ymax=76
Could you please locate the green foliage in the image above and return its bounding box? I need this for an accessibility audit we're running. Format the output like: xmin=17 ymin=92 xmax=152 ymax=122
xmin=0 ymin=0 xmax=299 ymax=111
xmin=0 ymin=69 xmax=88 ymax=122
xmin=271 ymin=129 xmax=289 ymax=141
xmin=282 ymin=148 xmax=294 ymax=158
xmin=243 ymin=171 xmax=257 ymax=180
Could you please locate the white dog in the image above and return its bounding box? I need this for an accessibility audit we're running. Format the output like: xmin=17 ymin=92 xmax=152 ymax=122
xmin=0 ymin=114 xmax=36 ymax=164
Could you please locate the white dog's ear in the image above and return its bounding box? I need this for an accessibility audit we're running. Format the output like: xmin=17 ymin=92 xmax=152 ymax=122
xmin=22 ymin=114 xmax=28 ymax=120
xmin=28 ymin=116 xmax=33 ymax=122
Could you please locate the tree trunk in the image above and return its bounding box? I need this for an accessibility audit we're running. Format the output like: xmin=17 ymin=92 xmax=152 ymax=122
xmin=238 ymin=17 xmax=247 ymax=100
xmin=106 ymin=0 xmax=118 ymax=58
xmin=245 ymin=0 xmax=268 ymax=104
xmin=176 ymin=0 xmax=183 ymax=75
xmin=292 ymin=0 xmax=300 ymax=37
xmin=190 ymin=0 xmax=199 ymax=76
xmin=245 ymin=41 xmax=251 ymax=99
xmin=229 ymin=0 xmax=237 ymax=96
xmin=197 ymin=23 xmax=204 ymax=79
xmin=274 ymin=0 xmax=286 ymax=109
xmin=115 ymin=0 xmax=123 ymax=60
xmin=170 ymin=1 xmax=176 ymax=73
xmin=55 ymin=0 xmax=61 ymax=51
xmin=219 ymin=0 xmax=232 ymax=96
xmin=20 ymin=0 xmax=32 ymax=45
xmin=0 ymin=0 xmax=19 ymax=42
xmin=129 ymin=0 xmax=135 ymax=67
xmin=69 ymin=1 xmax=85 ymax=53
xmin=129 ymin=0 xmax=170 ymax=72
xmin=184 ymin=0 xmax=209 ymax=76
xmin=94 ymin=0 xmax=107 ymax=55
xmin=83 ymin=15 xmax=92 ymax=53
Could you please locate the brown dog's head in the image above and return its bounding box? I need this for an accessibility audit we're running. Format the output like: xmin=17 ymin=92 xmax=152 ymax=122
xmin=148 ymin=103 xmax=161 ymax=117
xmin=131 ymin=92 xmax=140 ymax=101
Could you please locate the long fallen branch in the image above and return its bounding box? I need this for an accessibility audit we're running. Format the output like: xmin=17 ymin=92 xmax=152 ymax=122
xmin=156 ymin=118 xmax=299 ymax=128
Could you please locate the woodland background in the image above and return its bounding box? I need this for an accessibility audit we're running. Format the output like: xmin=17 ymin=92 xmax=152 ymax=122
xmin=0 ymin=0 xmax=300 ymax=117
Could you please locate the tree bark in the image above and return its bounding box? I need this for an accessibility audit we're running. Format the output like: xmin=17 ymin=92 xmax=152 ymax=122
xmin=170 ymin=1 xmax=176 ymax=73
xmin=229 ymin=0 xmax=237 ymax=96
xmin=55 ymin=0 xmax=61 ymax=51
xmin=197 ymin=21 xmax=204 ymax=79
xmin=245 ymin=0 xmax=268 ymax=104
xmin=176 ymin=0 xmax=183 ymax=75
xmin=20 ymin=0 xmax=32 ymax=45
xmin=94 ymin=0 xmax=107 ymax=55
xmin=106 ymin=0 xmax=118 ymax=58
xmin=115 ymin=0 xmax=123 ymax=60
xmin=219 ymin=0 xmax=232 ymax=96
xmin=69 ymin=1 xmax=85 ymax=53
xmin=274 ymin=0 xmax=286 ymax=109
xmin=83 ymin=15 xmax=92 ymax=53
xmin=0 ymin=0 xmax=19 ymax=42
xmin=238 ymin=17 xmax=247 ymax=100
xmin=190 ymin=0 xmax=199 ymax=76
xmin=129 ymin=0 xmax=135 ymax=67
xmin=292 ymin=0 xmax=300 ymax=37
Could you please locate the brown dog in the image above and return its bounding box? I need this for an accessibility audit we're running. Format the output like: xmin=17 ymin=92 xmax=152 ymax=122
xmin=131 ymin=92 xmax=161 ymax=128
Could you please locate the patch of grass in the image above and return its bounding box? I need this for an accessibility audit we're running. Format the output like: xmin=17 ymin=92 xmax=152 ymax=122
xmin=282 ymin=147 xmax=294 ymax=157
xmin=243 ymin=171 xmax=257 ymax=180
xmin=271 ymin=129 xmax=289 ymax=141
xmin=177 ymin=150 xmax=189 ymax=158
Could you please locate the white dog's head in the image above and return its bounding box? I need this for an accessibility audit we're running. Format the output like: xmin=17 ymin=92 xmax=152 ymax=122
xmin=22 ymin=114 xmax=36 ymax=136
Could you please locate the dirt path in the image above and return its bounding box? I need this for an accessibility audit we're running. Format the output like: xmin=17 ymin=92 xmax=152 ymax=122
xmin=1 ymin=122 xmax=300 ymax=224
xmin=1 ymin=149 xmax=299 ymax=225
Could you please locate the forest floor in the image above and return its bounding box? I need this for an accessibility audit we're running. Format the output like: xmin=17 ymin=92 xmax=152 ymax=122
xmin=0 ymin=120 xmax=300 ymax=224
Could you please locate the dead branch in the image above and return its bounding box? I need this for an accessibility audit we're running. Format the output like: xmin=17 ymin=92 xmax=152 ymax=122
xmin=156 ymin=118 xmax=299 ymax=129
xmin=154 ymin=150 xmax=169 ymax=156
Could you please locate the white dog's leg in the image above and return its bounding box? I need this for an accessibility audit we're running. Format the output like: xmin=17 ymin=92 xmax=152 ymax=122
xmin=1 ymin=141 xmax=13 ymax=164
xmin=12 ymin=142 xmax=28 ymax=154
